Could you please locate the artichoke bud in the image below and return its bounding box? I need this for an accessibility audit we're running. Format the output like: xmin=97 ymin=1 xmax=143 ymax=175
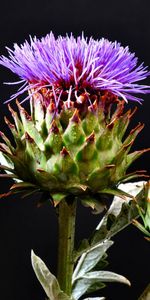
xmin=0 ymin=94 xmax=149 ymax=204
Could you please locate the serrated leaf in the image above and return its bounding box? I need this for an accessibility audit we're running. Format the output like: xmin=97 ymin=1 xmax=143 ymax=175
xmin=31 ymin=250 xmax=72 ymax=300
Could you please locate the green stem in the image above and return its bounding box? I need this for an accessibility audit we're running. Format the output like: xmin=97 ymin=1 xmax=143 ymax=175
xmin=57 ymin=198 xmax=76 ymax=295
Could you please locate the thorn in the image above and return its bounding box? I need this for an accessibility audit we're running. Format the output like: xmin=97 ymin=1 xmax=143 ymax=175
xmin=129 ymin=123 xmax=144 ymax=135
xmin=50 ymin=120 xmax=59 ymax=134
xmin=0 ymin=131 xmax=4 ymax=138
xmin=116 ymin=100 xmax=125 ymax=117
xmin=88 ymin=98 xmax=98 ymax=112
xmin=125 ymin=170 xmax=150 ymax=179
xmin=71 ymin=109 xmax=80 ymax=123
xmin=60 ymin=146 xmax=69 ymax=157
xmin=64 ymin=100 xmax=74 ymax=109
xmin=129 ymin=106 xmax=138 ymax=119
xmin=48 ymin=102 xmax=56 ymax=113
xmin=105 ymin=164 xmax=115 ymax=169
xmin=76 ymin=93 xmax=87 ymax=104
xmin=0 ymin=191 xmax=12 ymax=198
xmin=123 ymin=140 xmax=134 ymax=150
xmin=0 ymin=145 xmax=8 ymax=154
xmin=8 ymin=104 xmax=16 ymax=116
xmin=16 ymin=98 xmax=23 ymax=111
xmin=25 ymin=132 xmax=34 ymax=143
xmin=138 ymin=148 xmax=150 ymax=154
xmin=16 ymin=99 xmax=32 ymax=120
xmin=107 ymin=121 xmax=115 ymax=129
xmin=4 ymin=117 xmax=15 ymax=129
xmin=86 ymin=132 xmax=95 ymax=143
xmin=130 ymin=123 xmax=145 ymax=134
xmin=37 ymin=168 xmax=45 ymax=173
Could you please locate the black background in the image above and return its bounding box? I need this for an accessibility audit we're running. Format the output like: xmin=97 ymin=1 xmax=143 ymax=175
xmin=0 ymin=1 xmax=150 ymax=299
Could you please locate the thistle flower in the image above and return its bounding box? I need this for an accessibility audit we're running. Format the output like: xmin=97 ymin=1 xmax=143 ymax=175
xmin=0 ymin=32 xmax=150 ymax=105
xmin=0 ymin=33 xmax=149 ymax=208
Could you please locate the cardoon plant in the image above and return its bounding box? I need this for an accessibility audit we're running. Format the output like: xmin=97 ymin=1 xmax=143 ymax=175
xmin=0 ymin=33 xmax=150 ymax=300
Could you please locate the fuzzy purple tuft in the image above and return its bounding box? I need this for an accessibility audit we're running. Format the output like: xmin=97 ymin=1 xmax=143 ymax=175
xmin=0 ymin=32 xmax=150 ymax=104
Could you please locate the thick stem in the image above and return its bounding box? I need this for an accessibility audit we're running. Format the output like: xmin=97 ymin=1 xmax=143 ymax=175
xmin=57 ymin=198 xmax=76 ymax=295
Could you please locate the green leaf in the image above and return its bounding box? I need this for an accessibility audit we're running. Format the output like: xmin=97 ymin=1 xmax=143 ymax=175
xmin=31 ymin=250 xmax=72 ymax=300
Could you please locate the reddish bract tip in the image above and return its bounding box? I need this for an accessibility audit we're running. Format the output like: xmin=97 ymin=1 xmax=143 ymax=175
xmin=86 ymin=132 xmax=95 ymax=143
xmin=48 ymin=102 xmax=56 ymax=113
xmin=60 ymin=146 xmax=69 ymax=157
xmin=129 ymin=106 xmax=138 ymax=119
xmin=71 ymin=109 xmax=80 ymax=123
xmin=50 ymin=120 xmax=59 ymax=134
xmin=129 ymin=123 xmax=144 ymax=135
xmin=25 ymin=132 xmax=34 ymax=143
xmin=4 ymin=117 xmax=15 ymax=129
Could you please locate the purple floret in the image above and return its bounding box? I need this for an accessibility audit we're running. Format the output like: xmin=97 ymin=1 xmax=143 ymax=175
xmin=0 ymin=32 xmax=150 ymax=103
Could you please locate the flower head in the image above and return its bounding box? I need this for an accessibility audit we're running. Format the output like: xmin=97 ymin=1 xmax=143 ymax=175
xmin=0 ymin=32 xmax=150 ymax=106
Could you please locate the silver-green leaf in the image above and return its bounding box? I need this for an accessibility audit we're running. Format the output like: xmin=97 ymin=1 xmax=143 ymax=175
xmin=31 ymin=250 xmax=71 ymax=300
xmin=72 ymin=240 xmax=113 ymax=282
xmin=72 ymin=270 xmax=130 ymax=300
xmin=92 ymin=181 xmax=146 ymax=245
